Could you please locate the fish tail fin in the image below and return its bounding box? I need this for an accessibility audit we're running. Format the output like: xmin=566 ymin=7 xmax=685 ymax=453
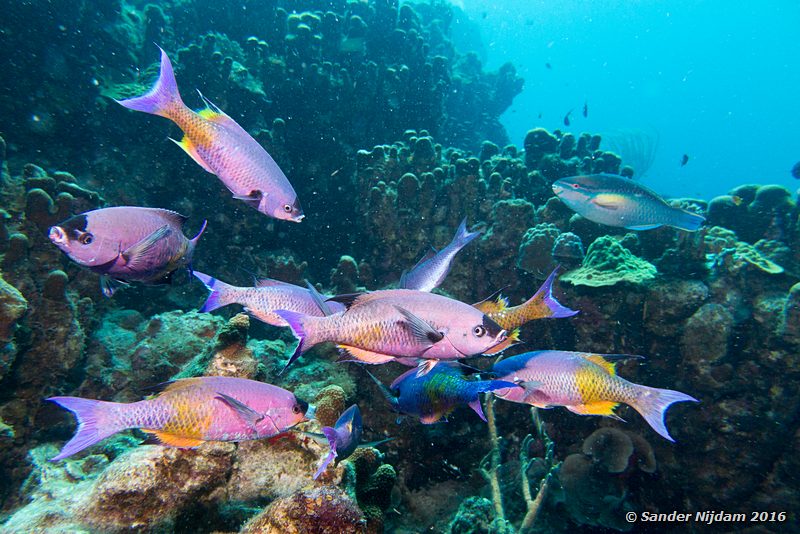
xmin=313 ymin=426 xmax=339 ymax=480
xmin=364 ymin=368 xmax=400 ymax=411
xmin=116 ymin=47 xmax=183 ymax=118
xmin=193 ymin=271 xmax=239 ymax=313
xmin=517 ymin=267 xmax=578 ymax=322
xmin=670 ymin=208 xmax=706 ymax=232
xmin=274 ymin=310 xmax=312 ymax=373
xmin=47 ymin=397 xmax=125 ymax=461
xmin=453 ymin=217 xmax=481 ymax=248
xmin=630 ymin=385 xmax=698 ymax=442
xmin=189 ymin=220 xmax=208 ymax=249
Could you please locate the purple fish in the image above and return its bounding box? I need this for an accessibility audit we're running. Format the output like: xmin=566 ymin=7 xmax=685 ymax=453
xmin=367 ymin=363 xmax=518 ymax=424
xmin=276 ymin=289 xmax=507 ymax=374
xmin=400 ymin=218 xmax=481 ymax=292
xmin=310 ymin=404 xmax=392 ymax=479
xmin=47 ymin=376 xmax=311 ymax=461
xmin=491 ymin=351 xmax=698 ymax=441
xmin=193 ymin=271 xmax=345 ymax=327
xmin=49 ymin=206 xmax=206 ymax=297
xmin=116 ymin=47 xmax=303 ymax=222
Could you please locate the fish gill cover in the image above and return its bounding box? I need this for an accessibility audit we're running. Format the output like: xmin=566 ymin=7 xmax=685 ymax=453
xmin=0 ymin=1 xmax=798 ymax=533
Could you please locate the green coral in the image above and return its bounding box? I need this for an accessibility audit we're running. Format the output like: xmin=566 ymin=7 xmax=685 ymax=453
xmin=342 ymin=447 xmax=397 ymax=532
xmin=561 ymin=235 xmax=657 ymax=287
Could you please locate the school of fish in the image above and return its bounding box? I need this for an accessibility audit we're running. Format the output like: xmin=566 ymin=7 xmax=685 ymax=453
xmin=47 ymin=47 xmax=700 ymax=479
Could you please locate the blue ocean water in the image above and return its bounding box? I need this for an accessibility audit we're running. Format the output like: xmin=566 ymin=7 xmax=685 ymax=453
xmin=455 ymin=0 xmax=800 ymax=200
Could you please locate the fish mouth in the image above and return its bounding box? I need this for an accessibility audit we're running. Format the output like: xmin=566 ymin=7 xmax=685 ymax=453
xmin=551 ymin=182 xmax=564 ymax=195
xmin=48 ymin=226 xmax=67 ymax=245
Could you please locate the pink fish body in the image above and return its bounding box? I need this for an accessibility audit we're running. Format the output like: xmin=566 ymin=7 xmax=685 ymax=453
xmin=193 ymin=271 xmax=345 ymax=326
xmin=277 ymin=289 xmax=507 ymax=371
xmin=491 ymin=350 xmax=698 ymax=441
xmin=49 ymin=206 xmax=206 ymax=296
xmin=116 ymin=48 xmax=303 ymax=222
xmin=47 ymin=376 xmax=310 ymax=461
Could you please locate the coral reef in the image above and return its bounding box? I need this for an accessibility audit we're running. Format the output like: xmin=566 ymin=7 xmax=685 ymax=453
xmin=561 ymin=235 xmax=657 ymax=287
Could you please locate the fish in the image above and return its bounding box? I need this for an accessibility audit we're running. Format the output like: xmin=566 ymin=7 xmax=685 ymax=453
xmin=490 ymin=351 xmax=698 ymax=441
xmin=680 ymin=154 xmax=690 ymax=167
xmin=552 ymin=173 xmax=706 ymax=231
xmin=308 ymin=404 xmax=392 ymax=479
xmin=193 ymin=272 xmax=344 ymax=327
xmin=47 ymin=376 xmax=312 ymax=461
xmin=582 ymin=101 xmax=588 ymax=118
xmin=116 ymin=47 xmax=303 ymax=222
xmin=367 ymin=363 xmax=519 ymax=424
xmin=275 ymin=289 xmax=507 ymax=374
xmin=49 ymin=206 xmax=206 ymax=297
xmin=399 ymin=218 xmax=481 ymax=292
xmin=563 ymin=109 xmax=573 ymax=126
xmin=473 ymin=267 xmax=578 ymax=353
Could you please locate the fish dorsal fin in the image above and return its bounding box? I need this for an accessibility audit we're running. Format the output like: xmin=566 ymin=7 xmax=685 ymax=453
xmin=326 ymin=292 xmax=365 ymax=309
xmin=336 ymin=345 xmax=396 ymax=365
xmin=141 ymin=377 xmax=202 ymax=397
xmin=215 ymin=393 xmax=263 ymax=431
xmin=473 ymin=295 xmax=509 ymax=314
xmin=566 ymin=401 xmax=621 ymax=418
xmin=141 ymin=429 xmax=204 ymax=448
xmin=389 ymin=367 xmax=420 ymax=390
xmin=197 ymin=92 xmax=255 ymax=142
xmin=170 ymin=136 xmax=214 ymax=174
xmin=394 ymin=306 xmax=444 ymax=345
xmin=255 ymin=278 xmax=297 ymax=289
xmin=305 ymin=280 xmax=334 ymax=316
xmin=472 ymin=287 xmax=508 ymax=311
xmin=591 ymin=193 xmax=625 ymax=210
xmin=411 ymin=247 xmax=438 ymax=270
xmin=582 ymin=353 xmax=644 ymax=376
xmin=121 ymin=225 xmax=172 ymax=269
xmin=144 ymin=208 xmax=189 ymax=227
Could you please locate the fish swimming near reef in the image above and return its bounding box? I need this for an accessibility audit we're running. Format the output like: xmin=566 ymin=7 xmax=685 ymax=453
xmin=49 ymin=206 xmax=206 ymax=297
xmin=473 ymin=267 xmax=578 ymax=353
xmin=582 ymin=100 xmax=588 ymax=118
xmin=116 ymin=47 xmax=303 ymax=222
xmin=193 ymin=272 xmax=344 ymax=326
xmin=563 ymin=109 xmax=573 ymax=126
xmin=276 ymin=289 xmax=507 ymax=374
xmin=367 ymin=363 xmax=519 ymax=424
xmin=400 ymin=218 xmax=481 ymax=292
xmin=490 ymin=350 xmax=698 ymax=441
xmin=680 ymin=154 xmax=690 ymax=167
xmin=308 ymin=404 xmax=392 ymax=479
xmin=47 ymin=376 xmax=311 ymax=461
xmin=552 ymin=173 xmax=706 ymax=231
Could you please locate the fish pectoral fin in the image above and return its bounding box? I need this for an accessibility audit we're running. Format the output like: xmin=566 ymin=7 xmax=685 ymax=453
xmin=468 ymin=399 xmax=487 ymax=422
xmin=120 ymin=225 xmax=172 ymax=269
xmin=232 ymin=191 xmax=264 ymax=208
xmin=566 ymin=401 xmax=620 ymax=417
xmin=336 ymin=345 xmax=396 ymax=365
xmin=169 ymin=136 xmax=215 ymax=174
xmin=415 ymin=359 xmax=439 ymax=378
xmin=141 ymin=429 xmax=205 ymax=448
xmin=99 ymin=276 xmax=128 ymax=298
xmin=394 ymin=306 xmax=444 ymax=345
xmin=590 ymin=193 xmax=625 ymax=210
xmin=419 ymin=412 xmax=445 ymax=424
xmin=215 ymin=393 xmax=263 ymax=431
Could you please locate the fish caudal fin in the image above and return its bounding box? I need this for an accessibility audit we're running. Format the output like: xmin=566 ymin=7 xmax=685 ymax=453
xmin=273 ymin=310 xmax=311 ymax=373
xmin=669 ymin=208 xmax=706 ymax=232
xmin=630 ymin=385 xmax=698 ymax=442
xmin=313 ymin=426 xmax=339 ymax=480
xmin=193 ymin=271 xmax=237 ymax=313
xmin=453 ymin=217 xmax=481 ymax=249
xmin=526 ymin=267 xmax=579 ymax=320
xmin=47 ymin=397 xmax=124 ymax=461
xmin=116 ymin=47 xmax=183 ymax=118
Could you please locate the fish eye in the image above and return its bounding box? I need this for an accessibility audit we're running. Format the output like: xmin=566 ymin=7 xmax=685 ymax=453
xmin=79 ymin=233 xmax=94 ymax=245
xmin=283 ymin=204 xmax=293 ymax=213
xmin=571 ymin=183 xmax=580 ymax=189
xmin=473 ymin=325 xmax=486 ymax=337
xmin=292 ymin=404 xmax=301 ymax=414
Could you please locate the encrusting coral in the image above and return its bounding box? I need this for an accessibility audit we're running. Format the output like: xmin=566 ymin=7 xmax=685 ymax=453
xmin=561 ymin=235 xmax=657 ymax=287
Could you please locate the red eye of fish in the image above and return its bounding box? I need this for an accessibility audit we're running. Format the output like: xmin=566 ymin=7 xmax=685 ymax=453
xmin=571 ymin=183 xmax=580 ymax=189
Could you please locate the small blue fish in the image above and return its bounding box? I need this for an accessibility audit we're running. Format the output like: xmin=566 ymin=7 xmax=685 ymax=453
xmin=367 ymin=363 xmax=518 ymax=424
xmin=400 ymin=218 xmax=481 ymax=292
xmin=310 ymin=405 xmax=392 ymax=479
xmin=552 ymin=173 xmax=705 ymax=231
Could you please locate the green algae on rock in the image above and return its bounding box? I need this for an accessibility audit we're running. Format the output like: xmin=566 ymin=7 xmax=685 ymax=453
xmin=561 ymin=235 xmax=657 ymax=287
